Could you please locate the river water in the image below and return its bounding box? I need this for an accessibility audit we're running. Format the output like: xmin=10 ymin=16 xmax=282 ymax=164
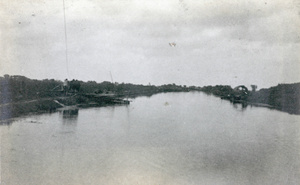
xmin=1 ymin=92 xmax=300 ymax=185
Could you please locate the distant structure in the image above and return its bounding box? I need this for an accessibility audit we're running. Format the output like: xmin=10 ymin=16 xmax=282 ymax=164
xmin=233 ymin=85 xmax=249 ymax=95
xmin=4 ymin=74 xmax=9 ymax=79
xmin=63 ymin=79 xmax=68 ymax=93
xmin=251 ymin=85 xmax=257 ymax=92
xmin=10 ymin=75 xmax=28 ymax=81
xmin=231 ymin=85 xmax=249 ymax=102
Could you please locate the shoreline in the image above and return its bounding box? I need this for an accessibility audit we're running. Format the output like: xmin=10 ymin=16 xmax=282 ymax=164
xmin=0 ymin=95 xmax=131 ymax=122
xmin=2 ymin=90 xmax=299 ymax=124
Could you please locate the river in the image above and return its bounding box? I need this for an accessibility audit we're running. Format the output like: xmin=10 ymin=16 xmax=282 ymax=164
xmin=1 ymin=92 xmax=300 ymax=185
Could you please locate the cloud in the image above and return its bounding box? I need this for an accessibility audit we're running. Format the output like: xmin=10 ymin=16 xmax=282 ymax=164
xmin=1 ymin=0 xmax=300 ymax=87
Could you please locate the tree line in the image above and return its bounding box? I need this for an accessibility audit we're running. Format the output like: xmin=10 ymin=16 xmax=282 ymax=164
xmin=0 ymin=75 xmax=201 ymax=104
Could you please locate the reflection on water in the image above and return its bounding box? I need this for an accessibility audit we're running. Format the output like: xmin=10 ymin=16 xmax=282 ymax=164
xmin=60 ymin=108 xmax=79 ymax=126
xmin=1 ymin=92 xmax=300 ymax=185
xmin=61 ymin=109 xmax=79 ymax=124
xmin=62 ymin=109 xmax=79 ymax=118
xmin=231 ymin=102 xmax=248 ymax=111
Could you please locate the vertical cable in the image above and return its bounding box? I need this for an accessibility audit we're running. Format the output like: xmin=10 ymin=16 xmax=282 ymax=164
xmin=110 ymin=71 xmax=114 ymax=83
xmin=62 ymin=0 xmax=69 ymax=78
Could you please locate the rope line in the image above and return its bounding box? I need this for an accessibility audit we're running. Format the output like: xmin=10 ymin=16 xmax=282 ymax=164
xmin=62 ymin=0 xmax=69 ymax=78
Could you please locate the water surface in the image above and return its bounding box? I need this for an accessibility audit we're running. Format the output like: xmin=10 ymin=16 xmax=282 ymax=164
xmin=1 ymin=92 xmax=300 ymax=185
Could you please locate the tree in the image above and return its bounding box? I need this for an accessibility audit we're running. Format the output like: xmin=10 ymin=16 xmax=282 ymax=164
xmin=69 ymin=80 xmax=81 ymax=92
xmin=251 ymin=85 xmax=257 ymax=92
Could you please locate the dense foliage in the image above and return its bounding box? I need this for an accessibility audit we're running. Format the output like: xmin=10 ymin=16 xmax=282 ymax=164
xmin=1 ymin=75 xmax=299 ymax=115
xmin=0 ymin=75 xmax=200 ymax=104
xmin=248 ymin=83 xmax=300 ymax=114
xmin=201 ymin=83 xmax=300 ymax=114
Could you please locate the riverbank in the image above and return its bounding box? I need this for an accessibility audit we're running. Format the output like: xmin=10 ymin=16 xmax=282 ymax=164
xmin=0 ymin=98 xmax=62 ymax=121
xmin=0 ymin=75 xmax=199 ymax=120
xmin=1 ymin=75 xmax=299 ymax=117
xmin=201 ymin=83 xmax=300 ymax=115
xmin=0 ymin=94 xmax=132 ymax=121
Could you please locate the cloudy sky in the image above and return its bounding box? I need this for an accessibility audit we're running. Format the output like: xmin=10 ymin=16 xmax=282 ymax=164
xmin=1 ymin=0 xmax=299 ymax=88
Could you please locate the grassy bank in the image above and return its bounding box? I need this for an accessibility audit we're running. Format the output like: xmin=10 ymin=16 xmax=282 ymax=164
xmin=201 ymin=83 xmax=300 ymax=115
xmin=0 ymin=98 xmax=63 ymax=121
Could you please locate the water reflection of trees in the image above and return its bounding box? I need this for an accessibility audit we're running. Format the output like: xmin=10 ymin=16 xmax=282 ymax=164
xmin=62 ymin=109 xmax=78 ymax=118
xmin=0 ymin=119 xmax=13 ymax=126
xmin=60 ymin=109 xmax=79 ymax=125
xmin=232 ymin=102 xmax=248 ymax=111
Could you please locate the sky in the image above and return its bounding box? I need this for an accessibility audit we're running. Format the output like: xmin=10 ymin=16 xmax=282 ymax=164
xmin=0 ymin=0 xmax=300 ymax=89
